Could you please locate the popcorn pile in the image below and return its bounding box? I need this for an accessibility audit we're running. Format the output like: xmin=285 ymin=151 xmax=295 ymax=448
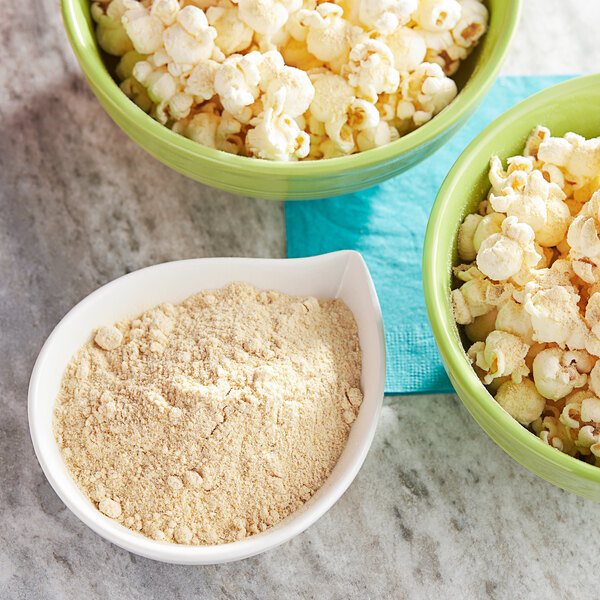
xmin=91 ymin=0 xmax=488 ymax=160
xmin=452 ymin=126 xmax=600 ymax=464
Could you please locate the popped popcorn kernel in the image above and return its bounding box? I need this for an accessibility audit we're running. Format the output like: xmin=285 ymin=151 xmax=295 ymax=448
xmin=467 ymin=330 xmax=530 ymax=385
xmin=343 ymin=39 xmax=399 ymax=103
xmin=457 ymin=213 xmax=483 ymax=262
xmin=495 ymin=378 xmax=545 ymax=426
xmin=495 ymin=299 xmax=534 ymax=345
xmin=122 ymin=3 xmax=165 ymax=55
xmin=532 ymin=348 xmax=592 ymax=401
xmin=384 ymin=27 xmax=427 ymax=72
xmin=451 ymin=0 xmax=487 ymax=49
xmin=207 ymin=3 xmax=254 ymax=55
xmin=246 ymin=88 xmax=311 ymax=160
xmin=567 ymin=191 xmax=600 ymax=266
xmin=92 ymin=0 xmax=135 ymax=56
xmin=413 ymin=0 xmax=461 ymax=33
xmin=476 ymin=216 xmax=541 ymax=281
xmin=356 ymin=0 xmax=417 ymax=34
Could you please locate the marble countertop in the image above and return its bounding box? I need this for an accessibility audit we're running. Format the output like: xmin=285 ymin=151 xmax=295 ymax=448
xmin=2 ymin=1 xmax=599 ymax=598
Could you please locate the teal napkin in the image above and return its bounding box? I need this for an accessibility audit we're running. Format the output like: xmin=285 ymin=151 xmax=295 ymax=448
xmin=285 ymin=75 xmax=573 ymax=395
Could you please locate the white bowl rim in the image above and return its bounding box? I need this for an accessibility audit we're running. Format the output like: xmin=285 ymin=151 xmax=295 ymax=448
xmin=28 ymin=250 xmax=386 ymax=564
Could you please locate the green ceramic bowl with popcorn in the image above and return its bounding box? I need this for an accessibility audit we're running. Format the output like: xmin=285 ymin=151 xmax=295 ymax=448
xmin=423 ymin=73 xmax=600 ymax=501
xmin=61 ymin=0 xmax=520 ymax=200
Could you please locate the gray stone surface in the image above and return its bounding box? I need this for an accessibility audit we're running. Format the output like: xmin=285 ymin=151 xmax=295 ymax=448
xmin=2 ymin=0 xmax=600 ymax=598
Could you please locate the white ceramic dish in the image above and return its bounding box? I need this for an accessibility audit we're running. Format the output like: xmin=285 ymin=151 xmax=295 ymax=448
xmin=28 ymin=250 xmax=386 ymax=564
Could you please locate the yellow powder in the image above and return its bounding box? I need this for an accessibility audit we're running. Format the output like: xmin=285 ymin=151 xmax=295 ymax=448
xmin=53 ymin=282 xmax=363 ymax=545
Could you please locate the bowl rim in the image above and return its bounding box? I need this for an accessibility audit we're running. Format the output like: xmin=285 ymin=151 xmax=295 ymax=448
xmin=423 ymin=72 xmax=600 ymax=484
xmin=61 ymin=0 xmax=521 ymax=176
xmin=28 ymin=251 xmax=387 ymax=564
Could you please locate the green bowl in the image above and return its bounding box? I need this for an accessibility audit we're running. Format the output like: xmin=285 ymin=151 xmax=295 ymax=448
xmin=423 ymin=73 xmax=600 ymax=500
xmin=62 ymin=0 xmax=520 ymax=200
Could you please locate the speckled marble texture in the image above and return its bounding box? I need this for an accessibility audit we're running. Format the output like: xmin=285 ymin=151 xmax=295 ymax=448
xmin=2 ymin=1 xmax=600 ymax=598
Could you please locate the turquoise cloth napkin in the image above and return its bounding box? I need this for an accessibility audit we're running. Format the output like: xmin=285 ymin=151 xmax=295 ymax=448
xmin=285 ymin=75 xmax=573 ymax=395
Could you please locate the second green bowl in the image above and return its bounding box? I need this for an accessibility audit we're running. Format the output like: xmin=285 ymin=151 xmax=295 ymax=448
xmin=424 ymin=73 xmax=600 ymax=501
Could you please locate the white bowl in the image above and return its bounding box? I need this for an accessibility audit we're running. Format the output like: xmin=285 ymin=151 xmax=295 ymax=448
xmin=28 ymin=250 xmax=386 ymax=564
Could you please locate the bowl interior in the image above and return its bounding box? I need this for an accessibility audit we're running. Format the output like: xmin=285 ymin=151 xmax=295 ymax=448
xmin=423 ymin=73 xmax=600 ymax=499
xmin=28 ymin=251 xmax=386 ymax=563
xmin=61 ymin=0 xmax=521 ymax=198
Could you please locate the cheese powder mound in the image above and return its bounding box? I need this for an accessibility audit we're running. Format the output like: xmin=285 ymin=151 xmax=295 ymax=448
xmin=53 ymin=282 xmax=363 ymax=545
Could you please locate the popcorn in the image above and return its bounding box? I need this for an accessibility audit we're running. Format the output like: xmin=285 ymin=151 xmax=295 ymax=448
xmin=419 ymin=0 xmax=486 ymax=74
xmin=184 ymin=59 xmax=219 ymax=101
xmin=122 ymin=2 xmax=165 ymax=55
xmin=353 ymin=121 xmax=394 ymax=150
xmin=355 ymin=0 xmax=417 ymax=35
xmin=178 ymin=110 xmax=219 ymax=146
xmin=524 ymin=125 xmax=550 ymax=161
xmin=265 ymin=63 xmax=315 ymax=118
xmin=467 ymin=330 xmax=529 ymax=385
xmin=214 ymin=52 xmax=263 ymax=122
xmin=280 ymin=39 xmax=324 ymax=71
xmin=91 ymin=0 xmax=134 ymax=56
xmin=95 ymin=0 xmax=488 ymax=160
xmin=309 ymin=71 xmax=357 ymax=153
xmin=383 ymin=27 xmax=427 ymax=72
xmin=538 ymin=132 xmax=600 ymax=180
xmin=585 ymin=291 xmax=600 ymax=340
xmin=451 ymin=0 xmax=488 ymax=49
xmin=451 ymin=274 xmax=511 ymax=325
xmin=120 ymin=77 xmax=153 ymax=112
xmin=206 ymin=3 xmax=254 ymax=55
xmin=413 ymin=0 xmax=461 ymax=32
xmin=472 ymin=212 xmax=504 ymax=253
xmin=298 ymin=4 xmax=356 ymax=67
xmin=572 ymin=259 xmax=596 ymax=284
xmin=589 ymin=361 xmax=600 ymax=397
xmin=559 ymin=391 xmax=600 ymax=456
xmin=533 ymin=412 xmax=575 ymax=454
xmin=235 ymin=0 xmax=301 ymax=35
xmin=178 ymin=105 xmax=245 ymax=154
xmin=476 ymin=216 xmax=541 ymax=281
xmin=151 ymin=0 xmax=180 ymax=25
xmin=535 ymin=195 xmax=572 ymax=248
xmin=567 ymin=191 xmax=600 ymax=266
xmin=532 ymin=348 xmax=592 ymax=400
xmin=162 ymin=6 xmax=218 ymax=67
xmin=457 ymin=213 xmax=483 ymax=262
xmin=395 ymin=63 xmax=457 ymax=129
xmin=246 ymin=88 xmax=310 ymax=160
xmin=452 ymin=127 xmax=600 ymax=465
xmin=495 ymin=299 xmax=534 ymax=345
xmin=343 ymin=40 xmax=399 ymax=103
xmin=423 ymin=35 xmax=467 ymax=76
xmin=495 ymin=378 xmax=545 ymax=426
xmin=525 ymin=285 xmax=590 ymax=350
xmin=133 ymin=61 xmax=179 ymax=121
xmin=115 ymin=50 xmax=146 ymax=81
xmin=489 ymin=156 xmax=570 ymax=247
xmin=285 ymin=2 xmax=310 ymax=41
